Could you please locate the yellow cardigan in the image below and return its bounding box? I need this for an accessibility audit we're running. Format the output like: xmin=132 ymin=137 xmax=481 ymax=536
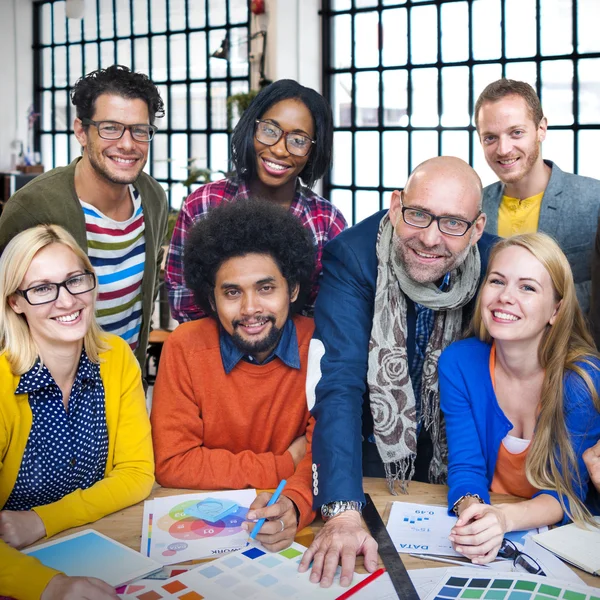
xmin=0 ymin=335 xmax=155 ymax=600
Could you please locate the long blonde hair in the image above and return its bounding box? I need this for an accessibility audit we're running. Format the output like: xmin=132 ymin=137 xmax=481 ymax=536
xmin=471 ymin=233 xmax=600 ymax=525
xmin=0 ymin=225 xmax=108 ymax=374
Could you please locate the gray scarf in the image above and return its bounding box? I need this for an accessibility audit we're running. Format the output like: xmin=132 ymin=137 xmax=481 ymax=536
xmin=367 ymin=213 xmax=481 ymax=493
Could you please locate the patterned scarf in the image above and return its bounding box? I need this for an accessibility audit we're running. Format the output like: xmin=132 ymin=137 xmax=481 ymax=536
xmin=367 ymin=213 xmax=481 ymax=493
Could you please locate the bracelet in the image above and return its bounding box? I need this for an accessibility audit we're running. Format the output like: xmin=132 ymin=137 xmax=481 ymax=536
xmin=452 ymin=493 xmax=484 ymax=516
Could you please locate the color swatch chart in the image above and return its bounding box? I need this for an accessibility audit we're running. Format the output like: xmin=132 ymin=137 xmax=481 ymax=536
xmin=425 ymin=572 xmax=600 ymax=600
xmin=119 ymin=541 xmax=368 ymax=599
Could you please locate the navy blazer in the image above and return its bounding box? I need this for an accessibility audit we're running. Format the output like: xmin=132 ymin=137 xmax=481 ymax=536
xmin=483 ymin=160 xmax=600 ymax=313
xmin=308 ymin=209 xmax=497 ymax=507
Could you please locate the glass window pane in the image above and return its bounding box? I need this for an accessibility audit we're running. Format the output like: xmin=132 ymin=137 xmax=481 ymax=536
xmin=383 ymin=131 xmax=409 ymax=189
xmin=68 ymin=16 xmax=83 ymax=43
xmin=332 ymin=14 xmax=352 ymax=70
xmin=191 ymin=134 xmax=208 ymax=170
xmin=578 ymin=131 xmax=600 ymax=178
xmin=472 ymin=63 xmax=503 ymax=115
xmin=191 ymin=83 xmax=207 ymax=130
xmin=504 ymin=62 xmax=537 ymax=87
xmin=382 ymin=8 xmax=407 ymax=67
xmin=472 ymin=131 xmax=497 ymax=187
xmin=84 ymin=0 xmax=99 ymax=40
xmin=541 ymin=0 xmax=572 ymax=56
xmin=42 ymin=48 xmax=53 ymax=89
xmin=169 ymin=0 xmax=186 ymax=31
xmin=99 ymin=0 xmax=114 ymax=39
xmin=543 ymin=130 xmax=573 ymax=173
xmin=411 ymin=131 xmax=438 ymax=172
xmin=472 ymin=0 xmax=501 ymax=60
xmin=331 ymin=189 xmax=353 ymax=226
xmin=152 ymin=36 xmax=167 ymax=82
xmin=171 ymin=85 xmax=188 ymax=130
xmin=332 ymin=73 xmax=353 ymax=128
xmin=441 ymin=67 xmax=469 ymax=127
xmin=209 ymin=0 xmax=227 ymax=27
xmin=152 ymin=134 xmax=168 ymax=180
xmin=100 ymin=41 xmax=115 ymax=68
xmin=54 ymin=47 xmax=67 ymax=88
xmin=41 ymin=3 xmax=52 ymax=45
xmin=134 ymin=37 xmax=149 ymax=74
xmin=354 ymin=12 xmax=379 ymax=69
xmin=84 ymin=43 xmax=99 ymax=75
xmin=356 ymin=72 xmax=380 ymax=127
xmin=170 ymin=133 xmax=189 ymax=182
xmin=229 ymin=27 xmax=249 ymax=78
xmin=410 ymin=5 xmax=437 ymax=65
xmin=53 ymin=1 xmax=66 ymax=44
xmin=355 ymin=190 xmax=380 ymax=224
xmin=55 ymin=91 xmax=69 ymax=130
xmin=441 ymin=2 xmax=469 ymax=63
xmin=333 ymin=0 xmax=352 ymax=9
xmin=541 ymin=60 xmax=573 ymax=126
xmin=42 ymin=92 xmax=53 ymax=131
xmin=355 ymin=131 xmax=380 ymax=188
xmin=229 ymin=0 xmax=247 ymax=25
xmin=411 ymin=68 xmax=439 ymax=127
xmin=151 ymin=0 xmax=167 ymax=33
xmin=578 ymin=0 xmax=600 ymax=53
xmin=505 ymin=0 xmax=536 ymax=58
xmin=441 ymin=131 xmax=469 ymax=163
xmin=189 ymin=32 xmax=207 ymax=80
xmin=210 ymin=82 xmax=228 ymax=130
xmin=133 ymin=0 xmax=149 ymax=35
xmin=209 ymin=30 xmax=228 ymax=79
xmin=69 ymin=46 xmax=83 ymax=86
xmin=115 ymin=0 xmax=131 ymax=38
xmin=117 ymin=39 xmax=132 ymax=68
xmin=55 ymin=134 xmax=69 ymax=167
xmin=41 ymin=134 xmax=54 ymax=169
xmin=210 ymin=133 xmax=229 ymax=173
xmin=578 ymin=59 xmax=600 ymax=125
xmin=383 ymin=70 xmax=408 ymax=127
xmin=331 ymin=132 xmax=352 ymax=187
xmin=189 ymin=0 xmax=206 ymax=29
xmin=170 ymin=34 xmax=187 ymax=81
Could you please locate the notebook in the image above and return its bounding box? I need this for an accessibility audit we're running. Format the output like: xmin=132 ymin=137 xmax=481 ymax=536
xmin=532 ymin=517 xmax=600 ymax=576
xmin=24 ymin=529 xmax=162 ymax=586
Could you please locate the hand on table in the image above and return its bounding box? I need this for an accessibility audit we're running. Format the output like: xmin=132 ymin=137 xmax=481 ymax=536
xmin=242 ymin=492 xmax=298 ymax=551
xmin=449 ymin=503 xmax=508 ymax=564
xmin=298 ymin=510 xmax=378 ymax=588
xmin=583 ymin=440 xmax=600 ymax=492
xmin=42 ymin=575 xmax=118 ymax=600
xmin=0 ymin=509 xmax=46 ymax=549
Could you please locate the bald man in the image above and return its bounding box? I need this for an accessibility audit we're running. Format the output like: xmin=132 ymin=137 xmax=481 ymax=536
xmin=299 ymin=157 xmax=497 ymax=586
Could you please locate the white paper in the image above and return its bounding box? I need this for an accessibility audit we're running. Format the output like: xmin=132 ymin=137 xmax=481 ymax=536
xmin=143 ymin=490 xmax=257 ymax=565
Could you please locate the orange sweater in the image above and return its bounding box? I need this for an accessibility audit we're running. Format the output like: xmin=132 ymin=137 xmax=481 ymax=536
xmin=151 ymin=315 xmax=316 ymax=530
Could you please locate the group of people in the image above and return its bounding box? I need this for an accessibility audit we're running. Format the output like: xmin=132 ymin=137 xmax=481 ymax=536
xmin=0 ymin=64 xmax=599 ymax=600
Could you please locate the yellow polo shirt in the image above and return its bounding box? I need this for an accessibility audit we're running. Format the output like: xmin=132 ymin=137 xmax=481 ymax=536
xmin=497 ymin=192 xmax=544 ymax=237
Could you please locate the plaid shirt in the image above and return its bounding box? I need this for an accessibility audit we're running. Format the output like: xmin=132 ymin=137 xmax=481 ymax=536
xmin=165 ymin=178 xmax=347 ymax=323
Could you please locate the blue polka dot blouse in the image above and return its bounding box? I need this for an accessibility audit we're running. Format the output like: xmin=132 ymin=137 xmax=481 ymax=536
xmin=4 ymin=352 xmax=109 ymax=512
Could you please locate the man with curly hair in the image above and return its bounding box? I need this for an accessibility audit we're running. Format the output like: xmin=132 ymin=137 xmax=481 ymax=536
xmin=151 ymin=199 xmax=317 ymax=552
xmin=0 ymin=65 xmax=168 ymax=366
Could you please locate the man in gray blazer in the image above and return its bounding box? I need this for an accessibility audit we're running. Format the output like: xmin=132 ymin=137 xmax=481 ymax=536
xmin=475 ymin=78 xmax=600 ymax=312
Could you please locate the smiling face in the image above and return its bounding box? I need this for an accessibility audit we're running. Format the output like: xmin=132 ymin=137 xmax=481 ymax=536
xmin=74 ymin=93 xmax=150 ymax=185
xmin=388 ymin=163 xmax=485 ymax=284
xmin=480 ymin=245 xmax=561 ymax=346
xmin=213 ymin=253 xmax=299 ymax=363
xmin=9 ymin=243 xmax=95 ymax=354
xmin=477 ymin=94 xmax=546 ymax=186
xmin=253 ymin=98 xmax=314 ymax=190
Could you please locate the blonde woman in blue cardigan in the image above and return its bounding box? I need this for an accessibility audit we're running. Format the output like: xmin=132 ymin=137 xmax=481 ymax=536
xmin=0 ymin=225 xmax=154 ymax=600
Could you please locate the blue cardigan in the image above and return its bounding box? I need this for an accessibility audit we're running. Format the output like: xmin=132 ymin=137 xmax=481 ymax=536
xmin=310 ymin=209 xmax=497 ymax=508
xmin=439 ymin=337 xmax=600 ymax=522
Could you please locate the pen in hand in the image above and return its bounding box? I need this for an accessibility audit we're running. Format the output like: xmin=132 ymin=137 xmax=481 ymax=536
xmin=249 ymin=479 xmax=287 ymax=540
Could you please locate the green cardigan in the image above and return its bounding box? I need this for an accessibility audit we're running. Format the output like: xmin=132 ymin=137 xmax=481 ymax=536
xmin=0 ymin=158 xmax=168 ymax=365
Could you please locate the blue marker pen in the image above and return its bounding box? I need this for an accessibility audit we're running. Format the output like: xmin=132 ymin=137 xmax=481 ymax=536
xmin=249 ymin=479 xmax=287 ymax=540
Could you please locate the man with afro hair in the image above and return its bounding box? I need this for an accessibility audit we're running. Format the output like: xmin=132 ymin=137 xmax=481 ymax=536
xmin=151 ymin=199 xmax=317 ymax=551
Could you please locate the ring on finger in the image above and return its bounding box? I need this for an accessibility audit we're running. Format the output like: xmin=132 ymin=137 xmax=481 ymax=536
xmin=279 ymin=519 xmax=285 ymax=532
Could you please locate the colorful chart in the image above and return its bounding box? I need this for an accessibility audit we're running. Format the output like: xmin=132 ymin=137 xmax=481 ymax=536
xmin=425 ymin=572 xmax=600 ymax=600
xmin=119 ymin=541 xmax=369 ymax=600
xmin=143 ymin=490 xmax=257 ymax=565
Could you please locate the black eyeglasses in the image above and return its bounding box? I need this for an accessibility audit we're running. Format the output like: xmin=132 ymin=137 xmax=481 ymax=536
xmin=497 ymin=538 xmax=546 ymax=576
xmin=255 ymin=120 xmax=315 ymax=157
xmin=17 ymin=272 xmax=97 ymax=306
xmin=400 ymin=194 xmax=481 ymax=237
xmin=81 ymin=118 xmax=157 ymax=142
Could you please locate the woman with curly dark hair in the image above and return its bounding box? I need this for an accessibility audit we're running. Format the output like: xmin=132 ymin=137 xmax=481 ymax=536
xmin=152 ymin=200 xmax=318 ymax=552
xmin=165 ymin=79 xmax=347 ymax=323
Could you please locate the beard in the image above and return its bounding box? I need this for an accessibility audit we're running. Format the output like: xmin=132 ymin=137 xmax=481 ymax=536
xmin=231 ymin=316 xmax=283 ymax=360
xmin=86 ymin=141 xmax=146 ymax=185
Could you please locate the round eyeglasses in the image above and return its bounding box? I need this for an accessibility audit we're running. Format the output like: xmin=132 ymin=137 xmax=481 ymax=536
xmin=82 ymin=118 xmax=157 ymax=142
xmin=497 ymin=538 xmax=546 ymax=576
xmin=255 ymin=120 xmax=315 ymax=157
xmin=16 ymin=272 xmax=97 ymax=306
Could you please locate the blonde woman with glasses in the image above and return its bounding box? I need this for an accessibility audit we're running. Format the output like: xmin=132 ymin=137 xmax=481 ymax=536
xmin=439 ymin=232 xmax=600 ymax=565
xmin=0 ymin=225 xmax=153 ymax=600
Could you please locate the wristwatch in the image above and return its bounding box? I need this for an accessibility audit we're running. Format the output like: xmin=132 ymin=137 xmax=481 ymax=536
xmin=452 ymin=493 xmax=484 ymax=516
xmin=321 ymin=500 xmax=363 ymax=522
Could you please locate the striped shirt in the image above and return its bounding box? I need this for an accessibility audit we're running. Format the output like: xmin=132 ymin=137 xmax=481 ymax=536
xmin=81 ymin=187 xmax=145 ymax=350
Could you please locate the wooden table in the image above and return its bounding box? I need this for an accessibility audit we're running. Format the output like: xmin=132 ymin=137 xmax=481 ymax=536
xmin=45 ymin=478 xmax=599 ymax=588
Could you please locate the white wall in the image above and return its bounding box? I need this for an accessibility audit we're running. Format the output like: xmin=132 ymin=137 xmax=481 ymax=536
xmin=0 ymin=0 xmax=34 ymax=171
